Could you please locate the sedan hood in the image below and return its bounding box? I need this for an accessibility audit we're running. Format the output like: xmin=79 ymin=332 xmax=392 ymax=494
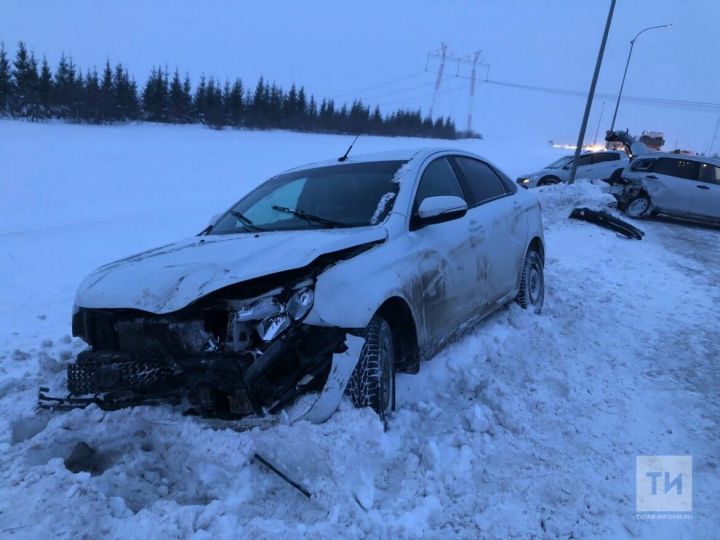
xmin=76 ymin=228 xmax=387 ymax=314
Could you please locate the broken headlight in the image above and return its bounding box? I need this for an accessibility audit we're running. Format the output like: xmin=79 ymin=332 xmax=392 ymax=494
xmin=229 ymin=285 xmax=315 ymax=344
xmin=257 ymin=314 xmax=291 ymax=342
xmin=235 ymin=296 xmax=283 ymax=322
xmin=287 ymin=287 xmax=314 ymax=320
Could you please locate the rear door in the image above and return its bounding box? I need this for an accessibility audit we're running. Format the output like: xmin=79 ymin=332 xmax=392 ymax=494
xmin=696 ymin=162 xmax=720 ymax=219
xmin=592 ymin=152 xmax=623 ymax=179
xmin=574 ymin=154 xmax=595 ymax=179
xmin=645 ymin=157 xmax=701 ymax=214
xmin=451 ymin=156 xmax=527 ymax=307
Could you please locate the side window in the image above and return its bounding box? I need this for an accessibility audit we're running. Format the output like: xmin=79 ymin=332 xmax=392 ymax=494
xmin=698 ymin=162 xmax=720 ymax=184
xmin=652 ymin=158 xmax=700 ymax=180
xmin=576 ymin=154 xmax=593 ymax=167
xmin=413 ymin=158 xmax=464 ymax=213
xmin=453 ymin=157 xmax=506 ymax=206
xmin=594 ymin=152 xmax=620 ymax=163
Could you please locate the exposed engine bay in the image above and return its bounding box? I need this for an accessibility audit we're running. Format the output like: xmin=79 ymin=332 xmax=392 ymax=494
xmin=38 ymin=246 xmax=375 ymax=420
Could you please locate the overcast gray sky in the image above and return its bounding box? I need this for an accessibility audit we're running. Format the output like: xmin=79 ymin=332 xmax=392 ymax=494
xmin=2 ymin=0 xmax=718 ymax=151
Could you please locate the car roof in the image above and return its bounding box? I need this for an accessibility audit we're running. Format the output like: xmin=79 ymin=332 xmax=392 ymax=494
xmin=281 ymin=147 xmax=481 ymax=173
xmin=634 ymin=152 xmax=720 ymax=166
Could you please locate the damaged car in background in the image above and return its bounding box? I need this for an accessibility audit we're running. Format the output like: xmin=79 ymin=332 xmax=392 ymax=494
xmin=606 ymin=130 xmax=720 ymax=225
xmin=40 ymin=148 xmax=545 ymax=425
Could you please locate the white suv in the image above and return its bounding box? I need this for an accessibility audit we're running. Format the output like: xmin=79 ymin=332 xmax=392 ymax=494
xmin=517 ymin=150 xmax=629 ymax=188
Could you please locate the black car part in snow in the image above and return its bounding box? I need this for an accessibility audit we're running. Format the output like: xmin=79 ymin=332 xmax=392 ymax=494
xmin=569 ymin=207 xmax=645 ymax=240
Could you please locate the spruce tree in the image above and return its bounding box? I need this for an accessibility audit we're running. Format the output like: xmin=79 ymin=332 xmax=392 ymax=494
xmin=193 ymin=74 xmax=207 ymax=123
xmin=12 ymin=41 xmax=39 ymax=116
xmin=0 ymin=43 xmax=12 ymax=114
xmin=168 ymin=69 xmax=188 ymax=123
xmin=84 ymin=68 xmax=101 ymax=123
xmin=37 ymin=56 xmax=53 ymax=117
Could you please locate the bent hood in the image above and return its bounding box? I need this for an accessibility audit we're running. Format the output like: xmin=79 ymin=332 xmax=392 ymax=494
xmin=76 ymin=228 xmax=387 ymax=314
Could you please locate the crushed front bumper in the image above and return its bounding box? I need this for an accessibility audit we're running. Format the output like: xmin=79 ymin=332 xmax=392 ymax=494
xmin=39 ymin=325 xmax=352 ymax=420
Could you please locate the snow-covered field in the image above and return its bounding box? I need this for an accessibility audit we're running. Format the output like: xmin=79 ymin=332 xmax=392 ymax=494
xmin=1 ymin=121 xmax=718 ymax=538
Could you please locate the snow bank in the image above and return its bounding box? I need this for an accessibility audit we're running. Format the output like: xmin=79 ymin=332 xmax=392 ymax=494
xmin=1 ymin=121 xmax=718 ymax=538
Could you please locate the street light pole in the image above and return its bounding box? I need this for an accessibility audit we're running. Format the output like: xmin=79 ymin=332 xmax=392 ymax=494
xmin=568 ymin=0 xmax=616 ymax=185
xmin=609 ymin=24 xmax=671 ymax=133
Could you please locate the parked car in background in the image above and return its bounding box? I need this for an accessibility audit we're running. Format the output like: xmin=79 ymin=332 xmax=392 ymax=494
xmin=516 ymin=150 xmax=629 ymax=188
xmin=611 ymin=153 xmax=720 ymax=224
xmin=44 ymin=148 xmax=546 ymax=423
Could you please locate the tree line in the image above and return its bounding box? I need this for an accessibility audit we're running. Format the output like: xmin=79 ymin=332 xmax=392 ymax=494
xmin=0 ymin=41 xmax=466 ymax=139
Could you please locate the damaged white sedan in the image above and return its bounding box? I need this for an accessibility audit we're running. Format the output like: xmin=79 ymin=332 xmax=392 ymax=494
xmin=40 ymin=148 xmax=545 ymax=423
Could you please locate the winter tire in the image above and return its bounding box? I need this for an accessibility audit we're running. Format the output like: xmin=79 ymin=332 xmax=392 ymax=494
xmin=625 ymin=194 xmax=652 ymax=218
xmin=347 ymin=315 xmax=395 ymax=418
xmin=516 ymin=249 xmax=544 ymax=314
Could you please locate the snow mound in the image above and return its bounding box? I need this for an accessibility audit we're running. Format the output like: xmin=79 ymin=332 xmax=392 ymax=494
xmin=1 ymin=123 xmax=718 ymax=538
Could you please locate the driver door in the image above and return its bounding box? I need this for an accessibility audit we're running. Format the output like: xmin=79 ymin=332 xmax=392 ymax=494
xmin=406 ymin=157 xmax=477 ymax=347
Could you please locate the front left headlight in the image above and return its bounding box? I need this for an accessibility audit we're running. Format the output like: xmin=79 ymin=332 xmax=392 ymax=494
xmin=257 ymin=313 xmax=291 ymax=342
xmin=287 ymin=287 xmax=314 ymax=321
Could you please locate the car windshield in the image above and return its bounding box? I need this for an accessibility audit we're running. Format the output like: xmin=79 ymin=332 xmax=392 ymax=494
xmin=546 ymin=156 xmax=573 ymax=169
xmin=209 ymin=160 xmax=406 ymax=234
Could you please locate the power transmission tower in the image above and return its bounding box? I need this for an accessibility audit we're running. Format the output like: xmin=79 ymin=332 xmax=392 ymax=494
xmin=426 ymin=42 xmax=447 ymax=120
xmin=426 ymin=46 xmax=490 ymax=130
xmin=466 ymin=50 xmax=484 ymax=135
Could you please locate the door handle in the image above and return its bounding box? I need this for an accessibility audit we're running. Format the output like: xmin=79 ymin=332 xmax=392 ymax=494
xmin=645 ymin=174 xmax=658 ymax=179
xmin=696 ymin=184 xmax=710 ymax=190
xmin=469 ymin=220 xmax=483 ymax=231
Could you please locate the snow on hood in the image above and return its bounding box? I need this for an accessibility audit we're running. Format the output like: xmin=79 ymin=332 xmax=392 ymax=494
xmin=75 ymin=227 xmax=387 ymax=314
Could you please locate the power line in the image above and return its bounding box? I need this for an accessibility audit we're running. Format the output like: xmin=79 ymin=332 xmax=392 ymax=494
xmin=425 ymin=70 xmax=720 ymax=113
xmin=331 ymin=71 xmax=426 ymax=99
xmin=374 ymin=83 xmax=471 ymax=109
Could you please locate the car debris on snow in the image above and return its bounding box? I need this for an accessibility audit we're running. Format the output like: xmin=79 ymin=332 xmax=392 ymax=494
xmin=569 ymin=207 xmax=645 ymax=240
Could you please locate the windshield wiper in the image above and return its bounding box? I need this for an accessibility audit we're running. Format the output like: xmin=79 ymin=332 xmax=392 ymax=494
xmin=271 ymin=205 xmax=349 ymax=228
xmin=229 ymin=210 xmax=263 ymax=232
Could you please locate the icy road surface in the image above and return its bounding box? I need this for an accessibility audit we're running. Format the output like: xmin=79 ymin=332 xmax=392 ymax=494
xmin=1 ymin=121 xmax=718 ymax=538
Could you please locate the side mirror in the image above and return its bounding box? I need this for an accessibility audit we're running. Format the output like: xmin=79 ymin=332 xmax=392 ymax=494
xmin=413 ymin=196 xmax=467 ymax=228
xmin=563 ymin=162 xmax=573 ymax=170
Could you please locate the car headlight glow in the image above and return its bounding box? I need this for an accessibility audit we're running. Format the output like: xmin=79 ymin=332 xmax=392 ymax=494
xmin=257 ymin=313 xmax=291 ymax=342
xmin=287 ymin=287 xmax=314 ymax=320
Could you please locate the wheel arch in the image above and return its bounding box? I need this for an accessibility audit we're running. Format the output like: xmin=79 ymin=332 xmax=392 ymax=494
xmin=528 ymin=235 xmax=545 ymax=265
xmin=538 ymin=175 xmax=560 ymax=186
xmin=376 ymin=296 xmax=419 ymax=374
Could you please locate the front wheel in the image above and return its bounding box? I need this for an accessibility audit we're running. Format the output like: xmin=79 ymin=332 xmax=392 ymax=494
xmin=625 ymin=194 xmax=652 ymax=218
xmin=515 ymin=249 xmax=544 ymax=314
xmin=346 ymin=316 xmax=395 ymax=419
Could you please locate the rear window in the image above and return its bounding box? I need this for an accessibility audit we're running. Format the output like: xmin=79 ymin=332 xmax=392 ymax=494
xmin=593 ymin=153 xmax=620 ymax=163
xmin=453 ymin=157 xmax=506 ymax=206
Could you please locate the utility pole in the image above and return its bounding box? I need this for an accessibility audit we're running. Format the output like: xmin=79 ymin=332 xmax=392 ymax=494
xmin=466 ymin=50 xmax=482 ymax=135
xmin=609 ymin=24 xmax=671 ymax=133
xmin=706 ymin=116 xmax=720 ymax=156
xmin=568 ymin=0 xmax=616 ymax=184
xmin=593 ymin=101 xmax=606 ymax=146
xmin=427 ymin=42 xmax=447 ymax=120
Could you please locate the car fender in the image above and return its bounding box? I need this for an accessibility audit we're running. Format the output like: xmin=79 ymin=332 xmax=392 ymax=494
xmin=304 ymin=242 xmax=420 ymax=333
